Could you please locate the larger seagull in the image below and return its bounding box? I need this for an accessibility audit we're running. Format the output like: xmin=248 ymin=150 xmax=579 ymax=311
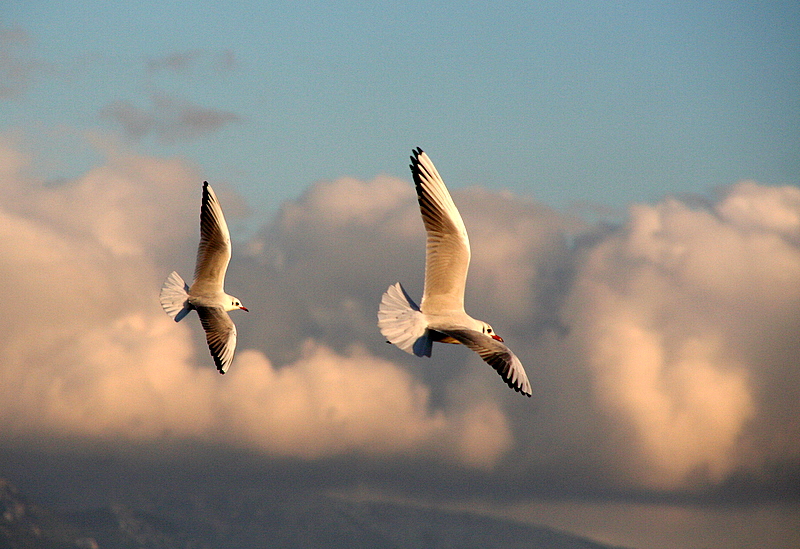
xmin=378 ymin=148 xmax=531 ymax=396
xmin=160 ymin=181 xmax=248 ymax=374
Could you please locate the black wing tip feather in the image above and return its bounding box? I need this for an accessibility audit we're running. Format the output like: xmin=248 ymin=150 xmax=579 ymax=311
xmin=444 ymin=329 xmax=532 ymax=397
xmin=201 ymin=181 xmax=211 ymax=211
xmin=511 ymin=380 xmax=532 ymax=397
xmin=409 ymin=147 xmax=436 ymax=205
xmin=508 ymin=374 xmax=532 ymax=397
xmin=487 ymin=354 xmax=530 ymax=396
xmin=496 ymin=358 xmax=532 ymax=397
xmin=409 ymin=147 xmax=425 ymax=177
xmin=210 ymin=347 xmax=229 ymax=374
xmin=485 ymin=358 xmax=532 ymax=397
xmin=493 ymin=361 xmax=530 ymax=396
xmin=202 ymin=181 xmax=219 ymax=202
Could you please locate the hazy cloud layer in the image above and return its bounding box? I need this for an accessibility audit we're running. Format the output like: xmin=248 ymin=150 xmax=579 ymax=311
xmin=99 ymin=93 xmax=241 ymax=142
xmin=0 ymin=27 xmax=44 ymax=99
xmin=0 ymin=136 xmax=797 ymax=496
xmin=146 ymin=49 xmax=237 ymax=73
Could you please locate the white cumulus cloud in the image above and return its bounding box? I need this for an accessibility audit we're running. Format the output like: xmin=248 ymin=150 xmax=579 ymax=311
xmin=558 ymin=184 xmax=800 ymax=487
xmin=1 ymin=133 xmax=798 ymax=491
xmin=0 ymin=136 xmax=514 ymax=470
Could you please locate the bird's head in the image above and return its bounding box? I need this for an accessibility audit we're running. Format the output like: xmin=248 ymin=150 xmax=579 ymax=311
xmin=481 ymin=322 xmax=503 ymax=342
xmin=226 ymin=295 xmax=249 ymax=312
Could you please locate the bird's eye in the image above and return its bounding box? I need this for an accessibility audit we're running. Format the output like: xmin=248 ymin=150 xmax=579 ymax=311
xmin=487 ymin=327 xmax=492 ymax=334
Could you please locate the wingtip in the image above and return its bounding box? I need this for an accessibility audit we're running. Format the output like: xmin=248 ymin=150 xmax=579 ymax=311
xmin=509 ymin=379 xmax=532 ymax=397
xmin=515 ymin=378 xmax=533 ymax=397
xmin=409 ymin=147 xmax=424 ymax=166
xmin=409 ymin=148 xmax=431 ymax=190
xmin=504 ymin=375 xmax=529 ymax=396
xmin=510 ymin=366 xmax=532 ymax=397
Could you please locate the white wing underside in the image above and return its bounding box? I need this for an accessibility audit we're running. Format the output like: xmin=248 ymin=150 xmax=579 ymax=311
xmin=190 ymin=182 xmax=232 ymax=296
xmin=411 ymin=149 xmax=471 ymax=315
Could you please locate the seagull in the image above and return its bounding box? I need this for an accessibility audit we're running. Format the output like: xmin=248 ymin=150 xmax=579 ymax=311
xmin=378 ymin=148 xmax=531 ymax=396
xmin=160 ymin=181 xmax=248 ymax=374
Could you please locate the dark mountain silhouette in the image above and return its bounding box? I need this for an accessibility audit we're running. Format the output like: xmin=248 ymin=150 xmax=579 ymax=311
xmin=0 ymin=478 xmax=631 ymax=549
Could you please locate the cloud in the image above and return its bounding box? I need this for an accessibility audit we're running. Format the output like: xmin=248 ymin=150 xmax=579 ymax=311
xmin=236 ymin=171 xmax=799 ymax=491
xmin=218 ymin=345 xmax=511 ymax=468
xmin=146 ymin=49 xmax=237 ymax=73
xmin=99 ymin=93 xmax=241 ymax=142
xmin=146 ymin=50 xmax=203 ymax=73
xmin=557 ymin=183 xmax=800 ymax=488
xmin=0 ymin=26 xmax=46 ymax=99
xmin=0 ymin=134 xmax=798 ymax=495
xmin=0 ymin=137 xmax=511 ymax=471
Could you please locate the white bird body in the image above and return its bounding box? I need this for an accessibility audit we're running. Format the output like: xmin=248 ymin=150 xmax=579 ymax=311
xmin=378 ymin=148 xmax=531 ymax=396
xmin=160 ymin=182 xmax=248 ymax=374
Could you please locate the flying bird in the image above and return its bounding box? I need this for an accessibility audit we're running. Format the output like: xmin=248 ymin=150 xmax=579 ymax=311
xmin=160 ymin=181 xmax=248 ymax=374
xmin=378 ymin=148 xmax=532 ymax=396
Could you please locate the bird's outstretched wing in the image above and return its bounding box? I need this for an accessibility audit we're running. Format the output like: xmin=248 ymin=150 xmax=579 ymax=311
xmin=440 ymin=328 xmax=532 ymax=396
xmin=410 ymin=148 xmax=471 ymax=314
xmin=192 ymin=182 xmax=231 ymax=294
xmin=196 ymin=306 xmax=237 ymax=374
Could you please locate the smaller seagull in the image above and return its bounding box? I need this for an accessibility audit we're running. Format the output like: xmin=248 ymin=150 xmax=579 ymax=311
xmin=160 ymin=181 xmax=248 ymax=374
xmin=378 ymin=148 xmax=532 ymax=396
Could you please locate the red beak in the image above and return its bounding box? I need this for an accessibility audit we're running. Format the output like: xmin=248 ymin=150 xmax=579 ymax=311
xmin=491 ymin=334 xmax=504 ymax=342
xmin=240 ymin=306 xmax=249 ymax=312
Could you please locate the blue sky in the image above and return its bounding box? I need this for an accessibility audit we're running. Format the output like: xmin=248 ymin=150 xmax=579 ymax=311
xmin=5 ymin=0 xmax=798 ymax=217
xmin=2 ymin=3 xmax=800 ymax=548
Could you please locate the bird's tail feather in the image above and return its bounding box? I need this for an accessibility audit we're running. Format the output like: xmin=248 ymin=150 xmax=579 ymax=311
xmin=378 ymin=282 xmax=431 ymax=357
xmin=160 ymin=271 xmax=191 ymax=322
